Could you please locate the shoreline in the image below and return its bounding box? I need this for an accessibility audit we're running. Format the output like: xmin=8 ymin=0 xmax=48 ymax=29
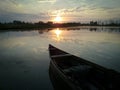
xmin=0 ymin=25 xmax=120 ymax=31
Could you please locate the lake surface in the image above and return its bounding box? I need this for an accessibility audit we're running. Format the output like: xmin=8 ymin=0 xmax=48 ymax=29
xmin=0 ymin=26 xmax=120 ymax=89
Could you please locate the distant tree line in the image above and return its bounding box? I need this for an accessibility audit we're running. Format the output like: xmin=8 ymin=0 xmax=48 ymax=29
xmin=0 ymin=20 xmax=120 ymax=30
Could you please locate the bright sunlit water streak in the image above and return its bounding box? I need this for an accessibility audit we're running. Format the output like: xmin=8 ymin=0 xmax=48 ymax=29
xmin=54 ymin=28 xmax=62 ymax=41
xmin=0 ymin=27 xmax=120 ymax=89
xmin=55 ymin=28 xmax=61 ymax=36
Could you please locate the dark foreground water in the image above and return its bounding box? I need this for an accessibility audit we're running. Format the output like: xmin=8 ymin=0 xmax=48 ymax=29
xmin=0 ymin=27 xmax=120 ymax=89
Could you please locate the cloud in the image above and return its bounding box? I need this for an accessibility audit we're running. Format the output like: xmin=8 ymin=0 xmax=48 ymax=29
xmin=49 ymin=3 xmax=120 ymax=22
xmin=37 ymin=0 xmax=56 ymax=3
xmin=49 ymin=6 xmax=90 ymax=17
xmin=0 ymin=0 xmax=23 ymax=14
xmin=9 ymin=0 xmax=19 ymax=5
xmin=0 ymin=0 xmax=120 ymax=22
xmin=0 ymin=11 xmax=49 ymax=22
xmin=2 ymin=0 xmax=21 ymax=6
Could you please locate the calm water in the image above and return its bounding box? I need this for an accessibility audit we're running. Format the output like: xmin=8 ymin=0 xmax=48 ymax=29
xmin=0 ymin=27 xmax=120 ymax=89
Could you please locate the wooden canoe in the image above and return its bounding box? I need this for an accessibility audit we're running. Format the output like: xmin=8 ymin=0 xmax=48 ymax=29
xmin=49 ymin=44 xmax=120 ymax=90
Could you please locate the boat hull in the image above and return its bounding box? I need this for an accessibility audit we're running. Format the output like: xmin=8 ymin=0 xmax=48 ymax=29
xmin=49 ymin=61 xmax=78 ymax=90
xmin=49 ymin=44 xmax=120 ymax=90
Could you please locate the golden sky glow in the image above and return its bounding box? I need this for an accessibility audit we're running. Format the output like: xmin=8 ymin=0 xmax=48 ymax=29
xmin=0 ymin=0 xmax=120 ymax=22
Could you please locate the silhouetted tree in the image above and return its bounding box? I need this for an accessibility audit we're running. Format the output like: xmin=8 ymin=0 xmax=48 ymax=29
xmin=90 ymin=21 xmax=98 ymax=26
xmin=47 ymin=21 xmax=53 ymax=24
xmin=13 ymin=20 xmax=22 ymax=24
xmin=0 ymin=19 xmax=120 ymax=30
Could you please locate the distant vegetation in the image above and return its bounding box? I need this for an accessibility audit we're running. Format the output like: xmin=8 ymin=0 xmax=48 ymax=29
xmin=0 ymin=20 xmax=120 ymax=30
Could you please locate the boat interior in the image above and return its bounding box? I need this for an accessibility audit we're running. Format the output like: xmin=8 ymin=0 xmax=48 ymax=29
xmin=52 ymin=55 xmax=119 ymax=90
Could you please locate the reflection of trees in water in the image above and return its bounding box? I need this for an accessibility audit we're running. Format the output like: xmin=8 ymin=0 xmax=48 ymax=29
xmin=97 ymin=27 xmax=120 ymax=33
xmin=38 ymin=30 xmax=44 ymax=34
xmin=64 ymin=26 xmax=120 ymax=33
xmin=38 ymin=27 xmax=120 ymax=34
xmin=65 ymin=27 xmax=120 ymax=33
xmin=0 ymin=27 xmax=120 ymax=34
xmin=38 ymin=29 xmax=49 ymax=34
xmin=108 ymin=28 xmax=120 ymax=33
xmin=90 ymin=28 xmax=97 ymax=31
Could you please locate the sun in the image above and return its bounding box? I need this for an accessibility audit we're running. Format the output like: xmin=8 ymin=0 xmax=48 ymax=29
xmin=54 ymin=16 xmax=62 ymax=23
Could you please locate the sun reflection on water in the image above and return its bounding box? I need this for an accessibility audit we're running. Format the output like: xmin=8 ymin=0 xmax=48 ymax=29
xmin=54 ymin=28 xmax=62 ymax=41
